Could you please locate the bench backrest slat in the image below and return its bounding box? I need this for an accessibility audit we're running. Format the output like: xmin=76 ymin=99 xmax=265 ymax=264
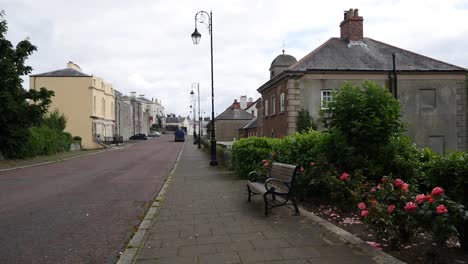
xmin=269 ymin=162 xmax=298 ymax=193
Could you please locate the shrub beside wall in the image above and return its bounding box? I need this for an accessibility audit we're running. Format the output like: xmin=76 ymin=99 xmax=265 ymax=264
xmin=231 ymin=137 xmax=281 ymax=178
xmin=230 ymin=81 xmax=468 ymax=251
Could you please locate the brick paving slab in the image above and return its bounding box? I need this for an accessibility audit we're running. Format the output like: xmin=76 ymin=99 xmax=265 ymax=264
xmin=133 ymin=143 xmax=386 ymax=264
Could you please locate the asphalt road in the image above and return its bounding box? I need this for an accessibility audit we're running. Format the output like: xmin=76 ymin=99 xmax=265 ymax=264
xmin=0 ymin=135 xmax=184 ymax=264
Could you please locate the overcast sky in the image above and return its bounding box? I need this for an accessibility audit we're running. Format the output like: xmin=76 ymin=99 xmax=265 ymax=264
xmin=3 ymin=0 xmax=468 ymax=118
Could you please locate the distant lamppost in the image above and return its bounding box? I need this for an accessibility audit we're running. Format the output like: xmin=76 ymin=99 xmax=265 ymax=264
xmin=190 ymin=83 xmax=202 ymax=149
xmin=191 ymin=10 xmax=217 ymax=166
xmin=190 ymin=90 xmax=196 ymax=140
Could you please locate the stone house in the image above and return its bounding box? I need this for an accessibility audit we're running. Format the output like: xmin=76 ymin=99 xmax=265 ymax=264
xmin=256 ymin=9 xmax=467 ymax=154
xmin=215 ymin=100 xmax=254 ymax=142
xmin=30 ymin=62 xmax=116 ymax=149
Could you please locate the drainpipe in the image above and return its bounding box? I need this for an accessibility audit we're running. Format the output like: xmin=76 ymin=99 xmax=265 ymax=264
xmin=392 ymin=53 xmax=398 ymax=99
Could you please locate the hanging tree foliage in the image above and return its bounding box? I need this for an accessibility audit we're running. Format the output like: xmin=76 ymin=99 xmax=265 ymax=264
xmin=0 ymin=11 xmax=54 ymax=158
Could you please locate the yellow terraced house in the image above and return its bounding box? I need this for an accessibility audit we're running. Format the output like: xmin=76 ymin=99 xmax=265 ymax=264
xmin=30 ymin=62 xmax=115 ymax=149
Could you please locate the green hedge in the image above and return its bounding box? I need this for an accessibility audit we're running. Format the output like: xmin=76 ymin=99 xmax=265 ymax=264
xmin=20 ymin=126 xmax=72 ymax=157
xmin=423 ymin=151 xmax=468 ymax=207
xmin=231 ymin=137 xmax=281 ymax=178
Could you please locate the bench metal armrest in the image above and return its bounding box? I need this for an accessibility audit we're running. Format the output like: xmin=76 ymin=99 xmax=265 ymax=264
xmin=248 ymin=171 xmax=268 ymax=182
xmin=264 ymin=178 xmax=290 ymax=194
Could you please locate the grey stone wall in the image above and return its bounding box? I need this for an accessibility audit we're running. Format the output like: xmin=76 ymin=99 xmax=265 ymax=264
xmin=456 ymin=79 xmax=468 ymax=151
xmin=118 ymin=102 xmax=132 ymax=140
xmin=115 ymin=91 xmax=132 ymax=141
xmin=297 ymin=74 xmax=467 ymax=154
xmin=141 ymin=112 xmax=150 ymax=135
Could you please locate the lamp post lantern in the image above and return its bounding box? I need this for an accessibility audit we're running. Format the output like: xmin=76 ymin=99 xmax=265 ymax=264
xmin=191 ymin=10 xmax=217 ymax=166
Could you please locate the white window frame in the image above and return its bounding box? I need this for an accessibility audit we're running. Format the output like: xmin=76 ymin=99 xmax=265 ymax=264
xmin=264 ymin=99 xmax=269 ymax=116
xmin=321 ymin=90 xmax=333 ymax=109
xmin=271 ymin=96 xmax=276 ymax=114
xmin=280 ymin=93 xmax=285 ymax=113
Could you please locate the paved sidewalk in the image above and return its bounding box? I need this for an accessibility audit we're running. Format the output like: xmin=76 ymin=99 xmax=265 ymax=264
xmin=133 ymin=143 xmax=382 ymax=264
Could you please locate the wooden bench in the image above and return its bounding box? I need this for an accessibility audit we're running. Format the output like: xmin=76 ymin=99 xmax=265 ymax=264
xmin=247 ymin=162 xmax=300 ymax=216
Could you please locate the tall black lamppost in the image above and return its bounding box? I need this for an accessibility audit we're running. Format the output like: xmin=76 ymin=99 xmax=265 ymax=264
xmin=190 ymin=90 xmax=196 ymax=140
xmin=191 ymin=10 xmax=217 ymax=166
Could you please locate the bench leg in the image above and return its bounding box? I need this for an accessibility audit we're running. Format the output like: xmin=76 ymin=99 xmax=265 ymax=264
xmin=263 ymin=193 xmax=269 ymax=216
xmin=291 ymin=196 xmax=300 ymax=216
xmin=247 ymin=185 xmax=252 ymax=202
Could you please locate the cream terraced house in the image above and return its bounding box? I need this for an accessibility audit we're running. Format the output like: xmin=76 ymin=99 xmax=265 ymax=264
xmin=30 ymin=62 xmax=115 ymax=149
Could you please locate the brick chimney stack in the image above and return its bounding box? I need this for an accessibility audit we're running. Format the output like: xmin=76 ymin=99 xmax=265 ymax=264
xmin=232 ymin=99 xmax=241 ymax=109
xmin=340 ymin=8 xmax=363 ymax=41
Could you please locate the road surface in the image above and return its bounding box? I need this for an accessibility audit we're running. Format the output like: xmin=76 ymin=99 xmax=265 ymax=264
xmin=0 ymin=135 xmax=183 ymax=264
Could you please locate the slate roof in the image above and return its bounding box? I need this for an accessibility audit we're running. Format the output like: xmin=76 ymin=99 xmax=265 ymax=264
xmin=166 ymin=117 xmax=181 ymax=123
xmin=215 ymin=108 xmax=253 ymax=120
xmin=31 ymin=68 xmax=91 ymax=77
xmin=289 ymin=38 xmax=466 ymax=72
xmin=239 ymin=117 xmax=258 ymax=130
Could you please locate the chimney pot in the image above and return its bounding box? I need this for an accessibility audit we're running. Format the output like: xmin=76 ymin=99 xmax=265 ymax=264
xmin=340 ymin=8 xmax=364 ymax=41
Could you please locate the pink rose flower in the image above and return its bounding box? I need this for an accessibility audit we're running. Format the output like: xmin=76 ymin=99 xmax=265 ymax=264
xmin=310 ymin=162 xmax=315 ymax=167
xmin=381 ymin=176 xmax=388 ymax=183
xmin=436 ymin=204 xmax=448 ymax=215
xmin=401 ymin=183 xmax=409 ymax=192
xmin=393 ymin=179 xmax=404 ymax=188
xmin=431 ymin=187 xmax=444 ymax=196
xmin=415 ymin=194 xmax=426 ymax=204
xmin=358 ymin=202 xmax=366 ymax=210
xmin=376 ymin=184 xmax=382 ymax=190
xmin=361 ymin=210 xmax=369 ymax=217
xmin=340 ymin=172 xmax=350 ymax=181
xmin=264 ymin=162 xmax=269 ymax=168
xmin=388 ymin=205 xmax=396 ymax=214
xmin=299 ymin=167 xmax=305 ymax=173
xmin=404 ymin=202 xmax=417 ymax=212
xmin=426 ymin=195 xmax=435 ymax=203
xmin=261 ymin=159 xmax=267 ymax=164
xmin=370 ymin=188 xmax=376 ymax=193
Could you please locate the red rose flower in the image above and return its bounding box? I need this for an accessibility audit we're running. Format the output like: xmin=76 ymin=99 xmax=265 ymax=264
xmin=436 ymin=204 xmax=448 ymax=215
xmin=360 ymin=210 xmax=369 ymax=217
xmin=388 ymin=205 xmax=396 ymax=214
xmin=393 ymin=179 xmax=404 ymax=188
xmin=401 ymin=183 xmax=409 ymax=192
xmin=404 ymin=202 xmax=417 ymax=212
xmin=358 ymin=202 xmax=366 ymax=210
xmin=340 ymin=172 xmax=350 ymax=181
xmin=431 ymin=187 xmax=444 ymax=196
xmin=425 ymin=195 xmax=435 ymax=203
xmin=415 ymin=194 xmax=425 ymax=204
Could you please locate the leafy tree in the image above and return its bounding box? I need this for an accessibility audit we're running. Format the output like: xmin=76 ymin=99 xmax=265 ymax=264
xmin=42 ymin=109 xmax=67 ymax=131
xmin=323 ymin=81 xmax=404 ymax=152
xmin=322 ymin=81 xmax=405 ymax=180
xmin=0 ymin=11 xmax=54 ymax=158
xmin=297 ymin=108 xmax=317 ymax=132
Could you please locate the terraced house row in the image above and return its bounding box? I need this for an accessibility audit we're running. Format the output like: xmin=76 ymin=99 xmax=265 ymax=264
xmin=30 ymin=62 xmax=165 ymax=149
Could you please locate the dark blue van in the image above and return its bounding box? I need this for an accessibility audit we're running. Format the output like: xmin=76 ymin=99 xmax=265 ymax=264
xmin=174 ymin=129 xmax=185 ymax=142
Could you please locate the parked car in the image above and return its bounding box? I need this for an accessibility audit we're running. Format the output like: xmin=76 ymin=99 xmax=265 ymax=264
xmin=129 ymin=133 xmax=147 ymax=140
xmin=148 ymin=131 xmax=161 ymax=137
xmin=174 ymin=129 xmax=185 ymax=142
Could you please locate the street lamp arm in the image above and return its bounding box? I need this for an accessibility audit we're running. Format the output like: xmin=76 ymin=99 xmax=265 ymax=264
xmin=194 ymin=10 xmax=212 ymax=35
